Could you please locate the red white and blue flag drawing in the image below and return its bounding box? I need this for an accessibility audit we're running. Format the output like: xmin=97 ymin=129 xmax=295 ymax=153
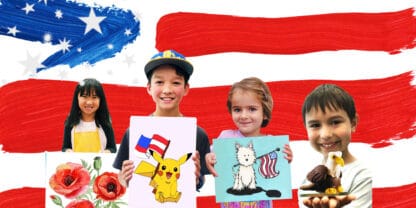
xmin=258 ymin=151 xmax=279 ymax=179
xmin=0 ymin=0 xmax=416 ymax=207
xmin=134 ymin=134 xmax=170 ymax=158
xmin=0 ymin=0 xmax=139 ymax=72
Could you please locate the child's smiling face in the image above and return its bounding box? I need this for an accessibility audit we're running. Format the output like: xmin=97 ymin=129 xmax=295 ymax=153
xmin=230 ymin=89 xmax=264 ymax=137
xmin=147 ymin=66 xmax=189 ymax=115
xmin=304 ymin=106 xmax=357 ymax=158
xmin=78 ymin=89 xmax=100 ymax=121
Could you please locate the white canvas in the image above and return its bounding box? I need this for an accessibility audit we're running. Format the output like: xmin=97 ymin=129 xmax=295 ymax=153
xmin=128 ymin=116 xmax=197 ymax=208
xmin=213 ymin=136 xmax=292 ymax=203
xmin=45 ymin=152 xmax=128 ymax=208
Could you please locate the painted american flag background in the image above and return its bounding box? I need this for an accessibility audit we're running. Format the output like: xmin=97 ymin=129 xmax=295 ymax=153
xmin=0 ymin=0 xmax=416 ymax=207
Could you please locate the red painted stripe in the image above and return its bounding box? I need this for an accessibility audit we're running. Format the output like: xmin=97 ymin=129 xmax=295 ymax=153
xmin=0 ymin=187 xmax=45 ymax=207
xmin=155 ymin=8 xmax=416 ymax=56
xmin=148 ymin=144 xmax=165 ymax=156
xmin=2 ymin=184 xmax=415 ymax=207
xmin=134 ymin=144 xmax=147 ymax=153
xmin=152 ymin=134 xmax=170 ymax=146
xmin=0 ymin=72 xmax=415 ymax=152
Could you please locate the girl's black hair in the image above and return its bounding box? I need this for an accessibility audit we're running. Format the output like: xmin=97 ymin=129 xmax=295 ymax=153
xmin=64 ymin=78 xmax=112 ymax=129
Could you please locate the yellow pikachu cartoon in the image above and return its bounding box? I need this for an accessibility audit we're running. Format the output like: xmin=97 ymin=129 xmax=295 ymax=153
xmin=149 ymin=150 xmax=192 ymax=203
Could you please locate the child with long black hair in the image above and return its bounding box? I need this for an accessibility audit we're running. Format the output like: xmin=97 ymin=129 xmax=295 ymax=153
xmin=62 ymin=78 xmax=116 ymax=153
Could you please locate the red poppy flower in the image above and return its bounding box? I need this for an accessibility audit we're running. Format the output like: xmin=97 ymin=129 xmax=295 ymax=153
xmin=49 ymin=162 xmax=91 ymax=198
xmin=65 ymin=199 xmax=94 ymax=208
xmin=93 ymin=172 xmax=126 ymax=201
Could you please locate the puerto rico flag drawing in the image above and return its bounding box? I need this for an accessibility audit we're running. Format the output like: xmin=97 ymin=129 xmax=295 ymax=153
xmin=0 ymin=0 xmax=416 ymax=208
xmin=258 ymin=151 xmax=279 ymax=179
xmin=134 ymin=134 xmax=170 ymax=158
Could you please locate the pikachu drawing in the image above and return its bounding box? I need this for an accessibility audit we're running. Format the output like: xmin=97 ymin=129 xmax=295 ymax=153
xmin=148 ymin=150 xmax=192 ymax=203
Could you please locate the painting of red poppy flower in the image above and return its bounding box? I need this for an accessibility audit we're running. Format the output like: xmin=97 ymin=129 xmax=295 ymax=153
xmin=93 ymin=172 xmax=126 ymax=201
xmin=46 ymin=153 xmax=127 ymax=208
xmin=65 ymin=199 xmax=94 ymax=208
xmin=49 ymin=162 xmax=90 ymax=198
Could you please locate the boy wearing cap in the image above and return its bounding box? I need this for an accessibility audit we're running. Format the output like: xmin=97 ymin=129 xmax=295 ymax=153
xmin=113 ymin=50 xmax=211 ymax=191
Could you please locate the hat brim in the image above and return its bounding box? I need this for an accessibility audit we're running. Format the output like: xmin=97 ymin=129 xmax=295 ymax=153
xmin=144 ymin=58 xmax=193 ymax=77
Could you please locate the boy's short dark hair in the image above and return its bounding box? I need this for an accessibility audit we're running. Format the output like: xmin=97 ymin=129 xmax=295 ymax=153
xmin=302 ymin=84 xmax=356 ymax=124
xmin=144 ymin=50 xmax=193 ymax=83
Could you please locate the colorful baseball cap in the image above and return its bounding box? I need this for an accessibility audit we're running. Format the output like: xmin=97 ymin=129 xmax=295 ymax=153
xmin=144 ymin=49 xmax=193 ymax=78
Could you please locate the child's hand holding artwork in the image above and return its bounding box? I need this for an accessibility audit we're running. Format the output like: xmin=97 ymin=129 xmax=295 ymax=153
xmin=205 ymin=152 xmax=218 ymax=177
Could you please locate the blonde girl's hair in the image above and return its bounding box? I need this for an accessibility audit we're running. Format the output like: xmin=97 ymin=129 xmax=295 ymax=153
xmin=226 ymin=77 xmax=274 ymax=127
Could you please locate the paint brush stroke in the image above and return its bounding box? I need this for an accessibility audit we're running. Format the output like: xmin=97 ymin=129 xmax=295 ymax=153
xmin=0 ymin=71 xmax=414 ymax=152
xmin=0 ymin=0 xmax=139 ymax=71
xmin=155 ymin=8 xmax=416 ymax=56
xmin=2 ymin=184 xmax=416 ymax=208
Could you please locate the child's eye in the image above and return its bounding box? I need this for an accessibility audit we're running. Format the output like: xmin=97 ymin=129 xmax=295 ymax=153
xmin=173 ymin=81 xmax=182 ymax=85
xmin=330 ymin=119 xmax=342 ymax=126
xmin=248 ymin=107 xmax=258 ymax=112
xmin=308 ymin=123 xmax=320 ymax=128
xmin=232 ymin=108 xmax=241 ymax=113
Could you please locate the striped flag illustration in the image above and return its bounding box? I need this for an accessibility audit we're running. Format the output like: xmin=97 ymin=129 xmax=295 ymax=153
xmin=258 ymin=151 xmax=280 ymax=179
xmin=148 ymin=134 xmax=170 ymax=157
xmin=134 ymin=134 xmax=170 ymax=158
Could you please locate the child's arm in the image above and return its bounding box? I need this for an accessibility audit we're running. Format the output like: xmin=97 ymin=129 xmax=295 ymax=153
xmin=283 ymin=143 xmax=293 ymax=163
xmin=118 ymin=160 xmax=134 ymax=187
xmin=192 ymin=151 xmax=205 ymax=190
xmin=205 ymin=152 xmax=218 ymax=177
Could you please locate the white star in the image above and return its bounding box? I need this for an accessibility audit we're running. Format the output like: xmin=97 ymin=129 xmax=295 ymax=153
xmin=55 ymin=9 xmax=63 ymax=19
xmin=19 ymin=51 xmax=44 ymax=74
xmin=132 ymin=9 xmax=142 ymax=22
xmin=7 ymin=26 xmax=20 ymax=36
xmin=124 ymin=54 xmax=136 ymax=68
xmin=22 ymin=3 xmax=35 ymax=15
xmin=79 ymin=8 xmax=106 ymax=34
xmin=59 ymin=38 xmax=72 ymax=53
xmin=107 ymin=44 xmax=114 ymax=49
xmin=124 ymin=28 xmax=132 ymax=36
